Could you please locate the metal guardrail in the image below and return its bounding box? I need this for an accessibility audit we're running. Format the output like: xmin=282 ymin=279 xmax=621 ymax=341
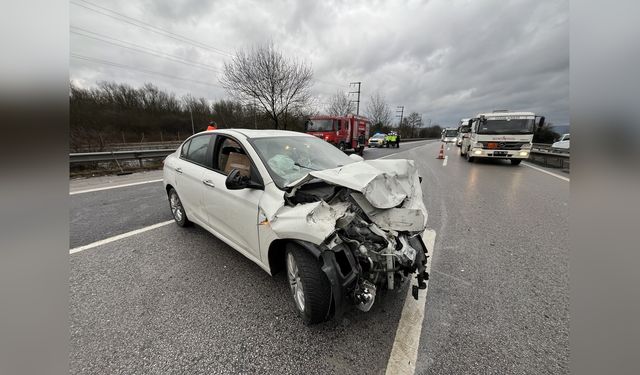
xmin=70 ymin=149 xmax=176 ymax=164
xmin=529 ymin=143 xmax=570 ymax=169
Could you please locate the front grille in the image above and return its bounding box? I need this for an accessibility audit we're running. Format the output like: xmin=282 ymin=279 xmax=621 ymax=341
xmin=483 ymin=142 xmax=526 ymax=150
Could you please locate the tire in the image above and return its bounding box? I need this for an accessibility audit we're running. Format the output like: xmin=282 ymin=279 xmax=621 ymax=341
xmin=285 ymin=244 xmax=333 ymax=325
xmin=168 ymin=188 xmax=190 ymax=227
xmin=510 ymin=159 xmax=522 ymax=165
xmin=338 ymin=142 xmax=346 ymax=152
xmin=465 ymin=148 xmax=474 ymax=162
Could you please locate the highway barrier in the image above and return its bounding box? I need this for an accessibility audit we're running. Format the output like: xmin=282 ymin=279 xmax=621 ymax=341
xmin=529 ymin=143 xmax=570 ymax=170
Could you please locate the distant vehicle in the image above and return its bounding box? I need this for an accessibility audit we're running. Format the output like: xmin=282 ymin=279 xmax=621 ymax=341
xmin=441 ymin=128 xmax=458 ymax=143
xmin=552 ymin=133 xmax=570 ymax=149
xmin=461 ymin=110 xmax=545 ymax=165
xmin=368 ymin=133 xmax=387 ymax=148
xmin=456 ymin=119 xmax=471 ymax=147
xmin=305 ymin=114 xmax=371 ymax=155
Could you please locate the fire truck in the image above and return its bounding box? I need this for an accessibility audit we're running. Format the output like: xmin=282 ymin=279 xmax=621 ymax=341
xmin=304 ymin=114 xmax=371 ymax=155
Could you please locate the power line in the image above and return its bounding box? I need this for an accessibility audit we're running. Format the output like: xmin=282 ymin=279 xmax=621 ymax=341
xmin=71 ymin=53 xmax=223 ymax=88
xmin=71 ymin=0 xmax=233 ymax=57
xmin=71 ymin=27 xmax=223 ymax=74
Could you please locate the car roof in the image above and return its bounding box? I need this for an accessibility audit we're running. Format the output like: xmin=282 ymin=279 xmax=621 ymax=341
xmin=199 ymin=128 xmax=315 ymax=140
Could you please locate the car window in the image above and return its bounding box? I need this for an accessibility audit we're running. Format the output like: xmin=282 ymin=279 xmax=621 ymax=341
xmin=215 ymin=137 xmax=252 ymax=177
xmin=184 ymin=134 xmax=212 ymax=166
xmin=180 ymin=139 xmax=192 ymax=158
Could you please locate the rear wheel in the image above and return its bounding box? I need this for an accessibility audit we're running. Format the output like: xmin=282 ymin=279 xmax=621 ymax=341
xmin=285 ymin=244 xmax=333 ymax=325
xmin=168 ymin=188 xmax=190 ymax=227
xmin=510 ymin=159 xmax=522 ymax=165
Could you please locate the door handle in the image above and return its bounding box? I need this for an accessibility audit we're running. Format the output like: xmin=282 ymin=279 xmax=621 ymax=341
xmin=175 ymin=167 xmax=183 ymax=174
xmin=202 ymin=180 xmax=215 ymax=188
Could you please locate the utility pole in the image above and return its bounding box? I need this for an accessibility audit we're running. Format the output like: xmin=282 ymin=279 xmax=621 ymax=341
xmin=189 ymin=106 xmax=195 ymax=134
xmin=396 ymin=105 xmax=404 ymax=126
xmin=349 ymin=81 xmax=361 ymax=116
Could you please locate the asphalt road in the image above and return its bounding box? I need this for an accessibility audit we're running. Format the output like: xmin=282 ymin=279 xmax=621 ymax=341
xmin=69 ymin=140 xmax=569 ymax=374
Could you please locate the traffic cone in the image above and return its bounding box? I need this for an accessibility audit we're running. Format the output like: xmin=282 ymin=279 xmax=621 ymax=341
xmin=436 ymin=144 xmax=445 ymax=159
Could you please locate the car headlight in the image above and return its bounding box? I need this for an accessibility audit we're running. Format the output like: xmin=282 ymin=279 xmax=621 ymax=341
xmin=474 ymin=150 xmax=482 ymax=155
xmin=519 ymin=151 xmax=529 ymax=156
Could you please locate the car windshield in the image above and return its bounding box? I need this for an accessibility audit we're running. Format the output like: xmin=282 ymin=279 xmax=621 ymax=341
xmin=304 ymin=119 xmax=333 ymax=132
xmin=445 ymin=130 xmax=458 ymax=137
xmin=459 ymin=125 xmax=470 ymax=133
xmin=251 ymin=136 xmax=355 ymax=188
xmin=371 ymin=134 xmax=385 ymax=139
xmin=478 ymin=118 xmax=535 ymax=134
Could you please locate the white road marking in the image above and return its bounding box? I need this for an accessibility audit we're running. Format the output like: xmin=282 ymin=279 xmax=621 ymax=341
xmin=69 ymin=220 xmax=174 ymax=254
xmin=379 ymin=141 xmax=432 ymax=159
xmin=521 ymin=162 xmax=570 ymax=182
xmin=386 ymin=229 xmax=437 ymax=375
xmin=70 ymin=179 xmax=163 ymax=195
xmin=442 ymin=155 xmax=448 ymax=167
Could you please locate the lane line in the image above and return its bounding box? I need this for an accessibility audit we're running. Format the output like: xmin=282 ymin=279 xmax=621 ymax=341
xmin=69 ymin=220 xmax=174 ymax=254
xmin=70 ymin=179 xmax=163 ymax=195
xmin=386 ymin=229 xmax=437 ymax=375
xmin=379 ymin=141 xmax=433 ymax=159
xmin=521 ymin=162 xmax=570 ymax=182
xmin=442 ymin=155 xmax=448 ymax=167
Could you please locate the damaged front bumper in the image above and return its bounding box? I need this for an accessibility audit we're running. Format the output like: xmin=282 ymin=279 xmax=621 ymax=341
xmin=270 ymin=159 xmax=430 ymax=313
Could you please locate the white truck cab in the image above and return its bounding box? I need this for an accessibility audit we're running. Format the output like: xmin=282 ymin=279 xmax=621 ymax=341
xmin=456 ymin=118 xmax=471 ymax=147
xmin=460 ymin=110 xmax=545 ymax=165
xmin=441 ymin=128 xmax=459 ymax=143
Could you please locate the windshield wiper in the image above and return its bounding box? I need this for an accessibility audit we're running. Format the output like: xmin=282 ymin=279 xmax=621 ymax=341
xmin=294 ymin=162 xmax=318 ymax=171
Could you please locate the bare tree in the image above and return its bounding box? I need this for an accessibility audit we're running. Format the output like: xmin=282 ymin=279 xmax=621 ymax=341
xmin=220 ymin=43 xmax=314 ymax=129
xmin=366 ymin=91 xmax=393 ymax=128
xmin=405 ymin=112 xmax=423 ymax=138
xmin=326 ymin=90 xmax=353 ymax=116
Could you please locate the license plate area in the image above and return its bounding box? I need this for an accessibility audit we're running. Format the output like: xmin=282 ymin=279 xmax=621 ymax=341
xmin=493 ymin=151 xmax=508 ymax=156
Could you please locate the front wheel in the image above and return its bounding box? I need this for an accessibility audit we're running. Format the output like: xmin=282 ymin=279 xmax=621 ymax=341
xmin=466 ymin=148 xmax=474 ymax=162
xmin=285 ymin=244 xmax=333 ymax=325
xmin=168 ymin=188 xmax=190 ymax=227
xmin=510 ymin=159 xmax=522 ymax=165
xmin=338 ymin=142 xmax=346 ymax=152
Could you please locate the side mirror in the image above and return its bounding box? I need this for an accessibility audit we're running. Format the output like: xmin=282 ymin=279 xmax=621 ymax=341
xmin=349 ymin=153 xmax=364 ymax=162
xmin=537 ymin=116 xmax=546 ymax=128
xmin=225 ymin=169 xmax=263 ymax=190
xmin=479 ymin=115 xmax=487 ymax=125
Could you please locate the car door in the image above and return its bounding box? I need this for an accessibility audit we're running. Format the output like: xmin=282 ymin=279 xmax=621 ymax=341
xmin=176 ymin=133 xmax=215 ymax=225
xmin=200 ymin=135 xmax=265 ymax=259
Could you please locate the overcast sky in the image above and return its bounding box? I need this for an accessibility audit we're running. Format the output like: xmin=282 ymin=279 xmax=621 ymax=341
xmin=70 ymin=0 xmax=569 ymax=126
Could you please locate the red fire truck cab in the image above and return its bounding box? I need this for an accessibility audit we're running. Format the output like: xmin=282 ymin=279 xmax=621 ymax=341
xmin=304 ymin=114 xmax=371 ymax=155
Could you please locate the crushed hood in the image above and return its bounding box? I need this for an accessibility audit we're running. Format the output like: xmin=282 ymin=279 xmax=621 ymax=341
xmin=286 ymin=159 xmax=424 ymax=209
xmin=270 ymin=159 xmax=428 ymax=244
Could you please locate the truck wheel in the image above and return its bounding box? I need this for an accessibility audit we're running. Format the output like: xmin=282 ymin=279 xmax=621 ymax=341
xmin=168 ymin=188 xmax=191 ymax=227
xmin=285 ymin=244 xmax=333 ymax=325
xmin=510 ymin=159 xmax=522 ymax=165
xmin=466 ymin=148 xmax=474 ymax=162
xmin=338 ymin=142 xmax=346 ymax=152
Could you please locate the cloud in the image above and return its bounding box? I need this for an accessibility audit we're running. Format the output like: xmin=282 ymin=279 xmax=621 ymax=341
xmin=70 ymin=0 xmax=569 ymax=125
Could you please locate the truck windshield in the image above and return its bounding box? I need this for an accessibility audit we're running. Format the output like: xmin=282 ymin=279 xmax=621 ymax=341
xmin=445 ymin=130 xmax=458 ymax=137
xmin=478 ymin=119 xmax=535 ymax=134
xmin=459 ymin=125 xmax=470 ymax=133
xmin=305 ymin=119 xmax=333 ymax=132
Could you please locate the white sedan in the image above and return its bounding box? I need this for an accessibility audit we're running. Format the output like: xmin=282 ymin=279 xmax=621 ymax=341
xmin=163 ymin=129 xmax=429 ymax=325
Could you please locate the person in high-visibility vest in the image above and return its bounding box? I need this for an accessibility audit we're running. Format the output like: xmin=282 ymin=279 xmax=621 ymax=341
xmin=385 ymin=132 xmax=399 ymax=148
xmin=207 ymin=121 xmax=218 ymax=131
